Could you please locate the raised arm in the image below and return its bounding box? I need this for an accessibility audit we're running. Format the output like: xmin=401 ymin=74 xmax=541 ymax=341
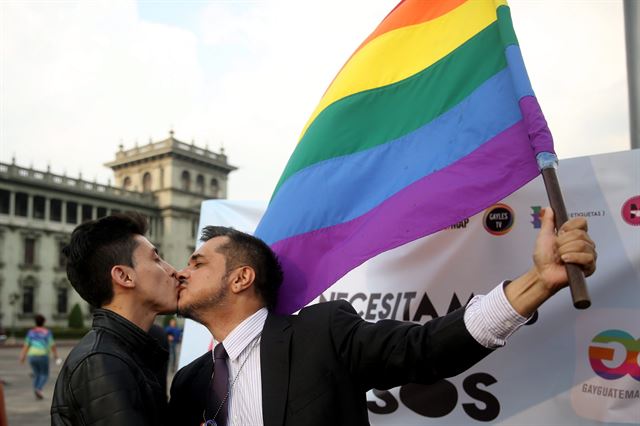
xmin=505 ymin=207 xmax=596 ymax=317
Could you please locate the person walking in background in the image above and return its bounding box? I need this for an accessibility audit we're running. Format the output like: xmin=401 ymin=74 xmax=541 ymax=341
xmin=18 ymin=314 xmax=60 ymax=399
xmin=164 ymin=318 xmax=182 ymax=373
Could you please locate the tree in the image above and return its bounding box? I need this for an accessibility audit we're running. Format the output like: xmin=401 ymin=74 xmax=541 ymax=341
xmin=68 ymin=303 xmax=84 ymax=329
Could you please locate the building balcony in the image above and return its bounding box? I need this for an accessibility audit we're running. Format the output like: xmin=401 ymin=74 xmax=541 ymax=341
xmin=0 ymin=162 xmax=156 ymax=204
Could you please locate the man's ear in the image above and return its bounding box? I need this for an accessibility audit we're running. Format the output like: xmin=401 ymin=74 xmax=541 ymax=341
xmin=111 ymin=265 xmax=135 ymax=290
xmin=230 ymin=266 xmax=256 ymax=294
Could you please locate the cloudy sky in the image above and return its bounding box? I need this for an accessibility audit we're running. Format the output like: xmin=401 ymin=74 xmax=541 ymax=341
xmin=0 ymin=0 xmax=631 ymax=200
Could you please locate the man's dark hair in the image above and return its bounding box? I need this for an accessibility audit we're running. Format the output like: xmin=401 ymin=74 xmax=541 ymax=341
xmin=35 ymin=314 xmax=46 ymax=327
xmin=63 ymin=213 xmax=148 ymax=308
xmin=200 ymin=226 xmax=283 ymax=311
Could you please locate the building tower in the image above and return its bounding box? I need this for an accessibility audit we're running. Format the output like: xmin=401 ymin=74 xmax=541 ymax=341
xmin=104 ymin=130 xmax=237 ymax=268
xmin=0 ymin=130 xmax=236 ymax=328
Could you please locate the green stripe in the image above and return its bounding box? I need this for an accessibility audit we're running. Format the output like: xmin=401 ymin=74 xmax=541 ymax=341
xmin=273 ymin=21 xmax=508 ymax=197
xmin=497 ymin=5 xmax=519 ymax=47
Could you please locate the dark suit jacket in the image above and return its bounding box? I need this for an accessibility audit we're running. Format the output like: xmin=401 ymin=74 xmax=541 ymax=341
xmin=169 ymin=300 xmax=492 ymax=426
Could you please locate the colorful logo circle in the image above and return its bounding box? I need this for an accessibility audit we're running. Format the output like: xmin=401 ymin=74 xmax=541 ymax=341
xmin=588 ymin=329 xmax=640 ymax=381
xmin=621 ymin=196 xmax=640 ymax=226
xmin=483 ymin=204 xmax=514 ymax=236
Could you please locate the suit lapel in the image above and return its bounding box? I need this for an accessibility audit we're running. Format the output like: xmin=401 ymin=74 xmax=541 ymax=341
xmin=169 ymin=352 xmax=213 ymax=425
xmin=261 ymin=313 xmax=292 ymax=426
xmin=194 ymin=355 xmax=214 ymax=416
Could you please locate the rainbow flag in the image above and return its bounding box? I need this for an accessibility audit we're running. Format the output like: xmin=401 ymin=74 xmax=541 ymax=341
xmin=255 ymin=0 xmax=555 ymax=314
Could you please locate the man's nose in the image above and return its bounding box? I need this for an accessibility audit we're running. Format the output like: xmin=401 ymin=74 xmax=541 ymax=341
xmin=176 ymin=268 xmax=189 ymax=282
xmin=164 ymin=262 xmax=178 ymax=277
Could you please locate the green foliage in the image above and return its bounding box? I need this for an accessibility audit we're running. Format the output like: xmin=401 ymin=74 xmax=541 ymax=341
xmin=49 ymin=327 xmax=89 ymax=339
xmin=68 ymin=303 xmax=85 ymax=329
xmin=9 ymin=328 xmax=29 ymax=338
xmin=9 ymin=327 xmax=88 ymax=339
xmin=7 ymin=325 xmax=89 ymax=343
xmin=160 ymin=314 xmax=176 ymax=327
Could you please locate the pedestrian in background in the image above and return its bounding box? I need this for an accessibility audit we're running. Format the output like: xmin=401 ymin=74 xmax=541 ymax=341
xmin=164 ymin=318 xmax=182 ymax=373
xmin=18 ymin=314 xmax=60 ymax=399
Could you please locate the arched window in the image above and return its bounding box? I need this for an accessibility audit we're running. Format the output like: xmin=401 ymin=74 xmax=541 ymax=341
xmin=142 ymin=172 xmax=152 ymax=192
xmin=55 ymin=281 xmax=69 ymax=314
xmin=196 ymin=175 xmax=205 ymax=194
xmin=181 ymin=171 xmax=191 ymax=192
xmin=21 ymin=276 xmax=38 ymax=314
xmin=210 ymin=178 xmax=219 ymax=198
xmin=122 ymin=176 xmax=131 ymax=190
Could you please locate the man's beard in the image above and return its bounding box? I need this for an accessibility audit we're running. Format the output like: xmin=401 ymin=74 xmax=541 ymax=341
xmin=177 ymin=280 xmax=229 ymax=323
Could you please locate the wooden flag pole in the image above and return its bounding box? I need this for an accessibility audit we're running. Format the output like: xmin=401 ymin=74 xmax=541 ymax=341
xmin=538 ymin=156 xmax=591 ymax=309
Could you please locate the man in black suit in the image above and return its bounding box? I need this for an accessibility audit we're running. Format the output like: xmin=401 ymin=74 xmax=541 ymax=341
xmin=169 ymin=208 xmax=596 ymax=425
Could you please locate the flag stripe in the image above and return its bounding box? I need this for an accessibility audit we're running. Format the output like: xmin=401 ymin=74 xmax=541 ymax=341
xmin=259 ymin=68 xmax=522 ymax=244
xmin=274 ymin=21 xmax=507 ymax=196
xmin=321 ymin=0 xmax=468 ymax=105
xmin=496 ymin=5 xmax=519 ymax=47
xmin=298 ymin=0 xmax=507 ymax=142
xmin=505 ymin=45 xmax=534 ymax=99
xmin=356 ymin=0 xmax=468 ymax=54
xmin=271 ymin=119 xmax=540 ymax=314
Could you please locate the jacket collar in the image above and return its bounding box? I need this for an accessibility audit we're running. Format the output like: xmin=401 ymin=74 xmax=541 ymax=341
xmin=261 ymin=312 xmax=292 ymax=426
xmin=92 ymin=308 xmax=168 ymax=367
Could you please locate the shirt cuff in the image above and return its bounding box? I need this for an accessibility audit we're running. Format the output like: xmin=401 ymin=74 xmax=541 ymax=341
xmin=463 ymin=281 xmax=530 ymax=348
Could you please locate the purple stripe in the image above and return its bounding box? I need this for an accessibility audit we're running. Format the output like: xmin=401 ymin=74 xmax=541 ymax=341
xmin=273 ymin=120 xmax=539 ymax=314
xmin=519 ymin=96 xmax=554 ymax=155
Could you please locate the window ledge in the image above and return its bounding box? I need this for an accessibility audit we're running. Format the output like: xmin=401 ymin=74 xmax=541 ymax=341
xmin=18 ymin=264 xmax=41 ymax=271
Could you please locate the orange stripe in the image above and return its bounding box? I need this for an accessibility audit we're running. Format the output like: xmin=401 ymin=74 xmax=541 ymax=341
xmin=319 ymin=0 xmax=469 ymax=110
xmin=357 ymin=0 xmax=468 ymax=53
xmin=589 ymin=346 xmax=614 ymax=360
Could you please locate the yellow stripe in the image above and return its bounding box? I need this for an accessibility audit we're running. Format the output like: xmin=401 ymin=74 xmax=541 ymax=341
xmin=298 ymin=0 xmax=507 ymax=142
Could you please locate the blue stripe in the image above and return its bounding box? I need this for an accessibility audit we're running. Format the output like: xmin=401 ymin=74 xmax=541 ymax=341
xmin=505 ymin=45 xmax=534 ymax=99
xmin=256 ymin=68 xmax=523 ymax=244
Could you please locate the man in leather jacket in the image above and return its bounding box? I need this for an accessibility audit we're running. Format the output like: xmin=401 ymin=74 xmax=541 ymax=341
xmin=51 ymin=213 xmax=180 ymax=425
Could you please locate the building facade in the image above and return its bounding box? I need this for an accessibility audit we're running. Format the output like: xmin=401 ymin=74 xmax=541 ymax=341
xmin=0 ymin=131 xmax=236 ymax=329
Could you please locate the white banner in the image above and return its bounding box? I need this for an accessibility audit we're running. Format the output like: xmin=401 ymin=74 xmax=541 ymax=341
xmin=180 ymin=149 xmax=640 ymax=425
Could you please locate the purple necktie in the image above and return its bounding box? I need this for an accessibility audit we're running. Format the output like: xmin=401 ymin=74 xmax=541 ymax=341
xmin=210 ymin=343 xmax=229 ymax=426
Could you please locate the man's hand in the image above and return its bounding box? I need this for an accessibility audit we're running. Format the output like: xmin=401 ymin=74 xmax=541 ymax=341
xmin=505 ymin=207 xmax=597 ymax=317
xmin=533 ymin=207 xmax=597 ymax=292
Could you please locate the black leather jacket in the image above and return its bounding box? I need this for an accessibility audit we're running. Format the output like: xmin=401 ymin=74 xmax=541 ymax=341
xmin=51 ymin=309 xmax=169 ymax=425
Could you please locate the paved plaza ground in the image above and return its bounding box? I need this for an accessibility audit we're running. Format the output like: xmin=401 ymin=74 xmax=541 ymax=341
xmin=1 ymin=339 xmax=179 ymax=425
xmin=0 ymin=340 xmax=179 ymax=426
xmin=0 ymin=341 xmax=74 ymax=426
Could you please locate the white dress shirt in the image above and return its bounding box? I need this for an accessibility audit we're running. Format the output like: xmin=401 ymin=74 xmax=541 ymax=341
xmin=213 ymin=282 xmax=529 ymax=425
xmin=213 ymin=307 xmax=267 ymax=426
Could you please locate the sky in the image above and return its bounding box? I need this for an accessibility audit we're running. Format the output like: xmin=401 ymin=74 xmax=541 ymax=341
xmin=0 ymin=0 xmax=631 ymax=200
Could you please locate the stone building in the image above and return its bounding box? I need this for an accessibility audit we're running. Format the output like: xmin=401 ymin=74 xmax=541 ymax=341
xmin=0 ymin=131 xmax=236 ymax=329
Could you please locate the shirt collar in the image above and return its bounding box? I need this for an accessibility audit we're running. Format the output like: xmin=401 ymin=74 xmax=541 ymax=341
xmin=215 ymin=307 xmax=268 ymax=362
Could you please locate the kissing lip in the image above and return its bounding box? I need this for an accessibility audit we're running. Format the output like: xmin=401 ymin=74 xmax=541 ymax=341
xmin=177 ymin=283 xmax=187 ymax=298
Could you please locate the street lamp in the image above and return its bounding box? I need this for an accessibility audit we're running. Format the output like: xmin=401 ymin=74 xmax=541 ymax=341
xmin=8 ymin=292 xmax=20 ymax=344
